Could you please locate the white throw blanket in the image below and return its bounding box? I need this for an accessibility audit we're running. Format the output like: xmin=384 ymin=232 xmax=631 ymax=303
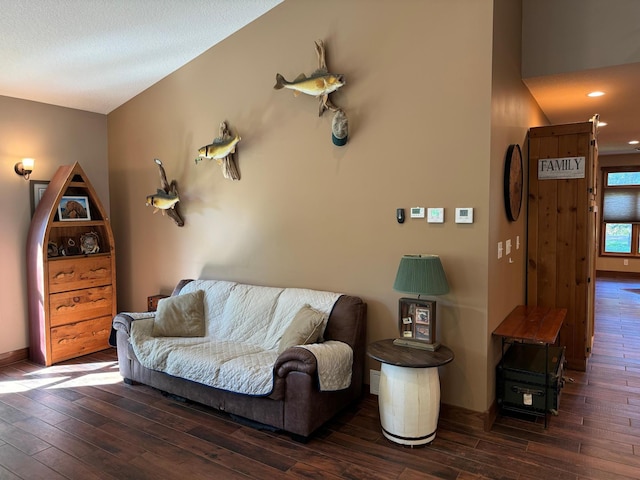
xmin=128 ymin=281 xmax=353 ymax=396
xmin=300 ymin=341 xmax=353 ymax=391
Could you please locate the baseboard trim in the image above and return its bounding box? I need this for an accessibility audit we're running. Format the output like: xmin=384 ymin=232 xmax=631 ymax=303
xmin=0 ymin=348 xmax=29 ymax=367
xmin=439 ymin=402 xmax=495 ymax=432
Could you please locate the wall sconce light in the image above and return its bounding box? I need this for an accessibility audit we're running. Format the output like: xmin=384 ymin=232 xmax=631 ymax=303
xmin=14 ymin=158 xmax=35 ymax=180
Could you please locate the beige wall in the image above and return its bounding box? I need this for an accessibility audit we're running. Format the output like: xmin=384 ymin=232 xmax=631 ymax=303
xmin=487 ymin=0 xmax=549 ymax=408
xmin=108 ymin=0 xmax=544 ymax=414
xmin=596 ymin=153 xmax=640 ymax=274
xmin=0 ymin=95 xmax=108 ymax=355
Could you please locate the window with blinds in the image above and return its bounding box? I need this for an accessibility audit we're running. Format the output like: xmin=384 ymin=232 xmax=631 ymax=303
xmin=602 ymin=168 xmax=640 ymax=256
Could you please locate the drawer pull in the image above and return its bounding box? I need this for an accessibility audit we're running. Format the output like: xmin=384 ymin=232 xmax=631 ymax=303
xmin=56 ymin=304 xmax=76 ymax=312
xmin=80 ymin=267 xmax=107 ymax=279
xmin=54 ymin=271 xmax=75 ymax=280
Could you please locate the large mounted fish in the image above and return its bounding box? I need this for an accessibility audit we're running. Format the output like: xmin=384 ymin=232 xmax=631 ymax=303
xmin=196 ymin=122 xmax=241 ymax=180
xmin=274 ymin=69 xmax=345 ymax=98
xmin=274 ymin=40 xmax=349 ymax=128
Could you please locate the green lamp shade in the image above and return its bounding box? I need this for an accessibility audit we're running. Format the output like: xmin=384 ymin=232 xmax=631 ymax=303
xmin=393 ymin=254 xmax=449 ymax=296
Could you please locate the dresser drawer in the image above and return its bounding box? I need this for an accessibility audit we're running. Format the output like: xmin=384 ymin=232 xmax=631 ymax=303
xmin=50 ymin=316 xmax=112 ymax=363
xmin=49 ymin=285 xmax=113 ymax=327
xmin=48 ymin=256 xmax=112 ymax=293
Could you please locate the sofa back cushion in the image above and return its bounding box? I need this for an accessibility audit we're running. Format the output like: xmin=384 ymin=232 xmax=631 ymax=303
xmin=264 ymin=288 xmax=340 ymax=349
xmin=218 ymin=284 xmax=284 ymax=345
xmin=180 ymin=280 xmax=237 ymax=337
xmin=177 ymin=279 xmax=343 ymax=351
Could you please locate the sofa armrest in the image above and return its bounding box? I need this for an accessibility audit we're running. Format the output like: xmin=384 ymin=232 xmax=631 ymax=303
xmin=275 ymin=346 xmax=318 ymax=377
xmin=112 ymin=312 xmax=156 ymax=337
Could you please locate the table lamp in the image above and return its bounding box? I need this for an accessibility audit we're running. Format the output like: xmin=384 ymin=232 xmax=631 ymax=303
xmin=392 ymin=254 xmax=449 ymax=350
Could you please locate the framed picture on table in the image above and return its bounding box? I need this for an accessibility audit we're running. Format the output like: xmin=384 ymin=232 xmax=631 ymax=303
xmin=398 ymin=298 xmax=436 ymax=345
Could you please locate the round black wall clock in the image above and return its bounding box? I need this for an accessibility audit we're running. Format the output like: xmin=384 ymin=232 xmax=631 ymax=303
xmin=504 ymin=144 xmax=523 ymax=221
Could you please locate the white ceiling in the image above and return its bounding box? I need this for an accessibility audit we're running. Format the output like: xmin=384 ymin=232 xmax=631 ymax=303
xmin=0 ymin=0 xmax=636 ymax=156
xmin=0 ymin=0 xmax=282 ymax=114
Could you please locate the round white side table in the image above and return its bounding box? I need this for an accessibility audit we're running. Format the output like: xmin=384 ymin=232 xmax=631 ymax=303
xmin=367 ymin=339 xmax=454 ymax=446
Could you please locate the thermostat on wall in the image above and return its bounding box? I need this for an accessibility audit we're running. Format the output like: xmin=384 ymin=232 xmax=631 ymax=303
xmin=427 ymin=208 xmax=444 ymax=223
xmin=455 ymin=207 xmax=474 ymax=223
xmin=410 ymin=207 xmax=425 ymax=218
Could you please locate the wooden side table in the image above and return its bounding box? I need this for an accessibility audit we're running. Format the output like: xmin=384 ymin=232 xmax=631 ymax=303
xmin=367 ymin=339 xmax=454 ymax=446
xmin=493 ymin=305 xmax=566 ymax=426
xmin=147 ymin=294 xmax=169 ymax=312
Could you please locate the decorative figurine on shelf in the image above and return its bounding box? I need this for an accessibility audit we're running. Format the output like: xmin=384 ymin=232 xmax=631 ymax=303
xmin=196 ymin=122 xmax=241 ymax=180
xmin=63 ymin=236 xmax=80 ymax=255
xmin=145 ymin=158 xmax=184 ymax=227
xmin=47 ymin=241 xmax=59 ymax=258
xmin=80 ymin=232 xmax=100 ymax=254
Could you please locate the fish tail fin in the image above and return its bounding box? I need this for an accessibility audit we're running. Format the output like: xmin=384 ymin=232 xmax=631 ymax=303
xmin=274 ymin=73 xmax=286 ymax=90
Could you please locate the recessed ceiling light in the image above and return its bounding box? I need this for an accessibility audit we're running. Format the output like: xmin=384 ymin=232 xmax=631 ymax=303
xmin=588 ymin=91 xmax=605 ymax=97
xmin=629 ymin=140 xmax=639 ymax=145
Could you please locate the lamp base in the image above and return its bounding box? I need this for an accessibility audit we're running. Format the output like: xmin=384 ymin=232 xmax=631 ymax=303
xmin=393 ymin=338 xmax=441 ymax=351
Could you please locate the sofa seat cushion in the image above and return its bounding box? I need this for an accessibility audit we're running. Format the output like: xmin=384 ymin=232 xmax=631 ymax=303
xmin=165 ymin=341 xmax=279 ymax=395
xmin=130 ymin=318 xmax=211 ymax=371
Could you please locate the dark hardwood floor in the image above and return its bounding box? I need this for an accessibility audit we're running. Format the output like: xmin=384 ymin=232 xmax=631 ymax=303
xmin=1 ymin=275 xmax=640 ymax=479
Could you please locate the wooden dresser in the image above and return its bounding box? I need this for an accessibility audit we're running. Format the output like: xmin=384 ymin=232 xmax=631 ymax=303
xmin=26 ymin=162 xmax=116 ymax=365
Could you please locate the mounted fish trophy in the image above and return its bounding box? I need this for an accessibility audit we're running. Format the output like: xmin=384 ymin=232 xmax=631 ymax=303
xmin=145 ymin=158 xmax=184 ymax=227
xmin=196 ymin=121 xmax=241 ymax=180
xmin=274 ymin=40 xmax=349 ymax=146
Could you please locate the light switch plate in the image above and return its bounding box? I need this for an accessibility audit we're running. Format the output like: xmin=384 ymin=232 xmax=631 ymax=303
xmin=427 ymin=207 xmax=444 ymax=223
xmin=455 ymin=207 xmax=474 ymax=223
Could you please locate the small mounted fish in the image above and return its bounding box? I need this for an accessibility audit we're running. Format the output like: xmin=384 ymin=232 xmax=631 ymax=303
xmin=146 ymin=189 xmax=179 ymax=213
xmin=197 ymin=133 xmax=241 ymax=162
xmin=149 ymin=158 xmax=184 ymax=227
xmin=331 ymin=109 xmax=348 ymax=146
xmin=196 ymin=122 xmax=241 ymax=180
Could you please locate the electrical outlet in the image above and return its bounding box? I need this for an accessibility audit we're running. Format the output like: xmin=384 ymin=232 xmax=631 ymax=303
xmin=624 ymin=259 xmax=629 ymax=266
xmin=498 ymin=241 xmax=503 ymax=259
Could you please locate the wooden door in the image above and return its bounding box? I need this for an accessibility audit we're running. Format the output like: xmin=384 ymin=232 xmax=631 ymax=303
xmin=527 ymin=121 xmax=598 ymax=371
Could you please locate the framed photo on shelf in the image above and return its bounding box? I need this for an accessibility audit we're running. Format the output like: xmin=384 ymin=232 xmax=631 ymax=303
xmin=398 ymin=297 xmax=436 ymax=345
xmin=30 ymin=180 xmax=49 ymax=217
xmin=57 ymin=195 xmax=91 ymax=221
